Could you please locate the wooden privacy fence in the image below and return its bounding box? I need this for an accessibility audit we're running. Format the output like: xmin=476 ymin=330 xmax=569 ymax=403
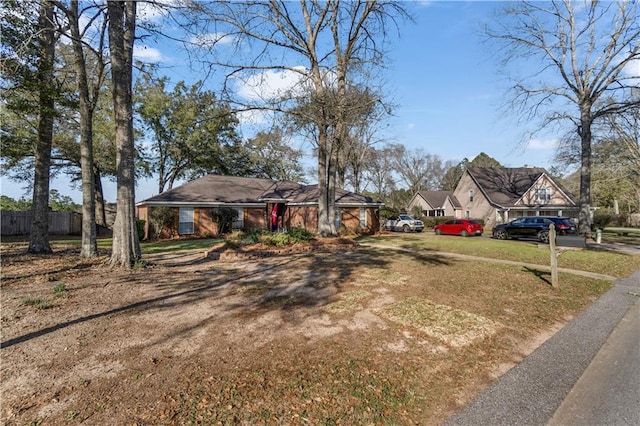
xmin=1 ymin=211 xmax=82 ymax=236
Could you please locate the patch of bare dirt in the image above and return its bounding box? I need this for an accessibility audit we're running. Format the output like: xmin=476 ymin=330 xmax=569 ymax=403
xmin=1 ymin=241 xmax=607 ymax=425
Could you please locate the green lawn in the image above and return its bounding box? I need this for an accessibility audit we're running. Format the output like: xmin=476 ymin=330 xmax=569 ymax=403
xmin=601 ymin=227 xmax=640 ymax=245
xmin=357 ymin=233 xmax=640 ymax=278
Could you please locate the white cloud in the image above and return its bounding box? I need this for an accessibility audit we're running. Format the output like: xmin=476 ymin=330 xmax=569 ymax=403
xmin=527 ymin=138 xmax=558 ymax=150
xmin=623 ymin=58 xmax=640 ymax=78
xmin=133 ymin=45 xmax=164 ymax=62
xmin=235 ymin=67 xmax=309 ymax=101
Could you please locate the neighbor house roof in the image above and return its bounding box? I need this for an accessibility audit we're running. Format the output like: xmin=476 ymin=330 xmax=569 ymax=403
xmin=137 ymin=175 xmax=382 ymax=207
xmin=466 ymin=167 xmax=576 ymax=207
xmin=416 ymin=190 xmax=462 ymax=209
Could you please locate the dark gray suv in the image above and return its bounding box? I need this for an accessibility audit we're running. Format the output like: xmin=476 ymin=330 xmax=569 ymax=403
xmin=492 ymin=216 xmax=576 ymax=243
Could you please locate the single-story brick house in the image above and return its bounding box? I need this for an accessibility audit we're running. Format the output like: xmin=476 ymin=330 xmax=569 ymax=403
xmin=136 ymin=174 xmax=383 ymax=239
xmin=452 ymin=166 xmax=579 ymax=229
xmin=407 ymin=190 xmax=462 ymax=217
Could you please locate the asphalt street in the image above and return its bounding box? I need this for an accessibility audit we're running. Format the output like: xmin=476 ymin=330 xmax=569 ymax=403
xmin=548 ymin=297 xmax=639 ymax=425
xmin=445 ymin=269 xmax=640 ymax=426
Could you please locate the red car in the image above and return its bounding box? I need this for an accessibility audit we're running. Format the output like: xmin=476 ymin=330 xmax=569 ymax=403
xmin=434 ymin=219 xmax=483 ymax=237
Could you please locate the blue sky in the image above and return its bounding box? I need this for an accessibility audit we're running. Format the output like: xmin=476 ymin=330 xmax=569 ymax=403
xmin=1 ymin=1 xmax=564 ymax=204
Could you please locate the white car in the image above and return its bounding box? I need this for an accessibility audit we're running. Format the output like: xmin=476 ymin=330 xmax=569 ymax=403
xmin=383 ymin=215 xmax=424 ymax=233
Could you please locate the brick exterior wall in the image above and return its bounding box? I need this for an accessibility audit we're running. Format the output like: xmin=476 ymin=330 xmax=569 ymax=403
xmin=138 ymin=204 xmax=379 ymax=238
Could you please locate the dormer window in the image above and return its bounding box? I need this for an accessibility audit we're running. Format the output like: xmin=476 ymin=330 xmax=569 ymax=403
xmin=469 ymin=190 xmax=474 ymax=202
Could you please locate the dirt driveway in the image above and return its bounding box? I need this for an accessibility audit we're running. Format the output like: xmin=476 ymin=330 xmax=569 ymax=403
xmin=1 ymin=242 xmax=611 ymax=424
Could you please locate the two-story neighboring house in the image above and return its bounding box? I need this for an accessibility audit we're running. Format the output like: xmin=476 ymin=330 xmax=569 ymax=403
xmin=453 ymin=167 xmax=579 ymax=229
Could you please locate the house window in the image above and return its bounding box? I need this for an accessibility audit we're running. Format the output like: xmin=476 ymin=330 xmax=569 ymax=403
xmin=469 ymin=190 xmax=474 ymax=202
xmin=465 ymin=210 xmax=470 ymax=219
xmin=178 ymin=207 xmax=194 ymax=235
xmin=359 ymin=207 xmax=367 ymax=228
xmin=535 ymin=186 xmax=552 ymax=202
xmin=232 ymin=207 xmax=244 ymax=230
xmin=335 ymin=208 xmax=342 ymax=229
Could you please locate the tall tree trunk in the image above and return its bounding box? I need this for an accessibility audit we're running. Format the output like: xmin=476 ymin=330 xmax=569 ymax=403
xmin=578 ymin=111 xmax=593 ymax=235
xmin=70 ymin=0 xmax=98 ymax=257
xmin=28 ymin=0 xmax=55 ymax=254
xmin=317 ymin=127 xmax=332 ymax=237
xmin=94 ymin=166 xmax=107 ymax=227
xmin=108 ymin=0 xmax=140 ymax=268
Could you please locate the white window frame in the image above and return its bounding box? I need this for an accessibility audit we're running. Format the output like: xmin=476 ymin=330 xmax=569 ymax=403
xmin=179 ymin=207 xmax=194 ymax=235
xmin=359 ymin=207 xmax=367 ymax=228
xmin=535 ymin=186 xmax=552 ymax=202
xmin=469 ymin=190 xmax=474 ymax=202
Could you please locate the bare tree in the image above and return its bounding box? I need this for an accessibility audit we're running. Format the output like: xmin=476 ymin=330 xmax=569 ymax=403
xmin=107 ymin=0 xmax=141 ymax=267
xmin=486 ymin=0 xmax=640 ymax=234
xmin=392 ymin=146 xmax=445 ymax=194
xmin=182 ymin=0 xmax=408 ymax=236
xmin=364 ymin=143 xmax=400 ymax=198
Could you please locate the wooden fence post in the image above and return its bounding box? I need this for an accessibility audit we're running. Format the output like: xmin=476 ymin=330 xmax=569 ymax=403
xmin=549 ymin=223 xmax=558 ymax=288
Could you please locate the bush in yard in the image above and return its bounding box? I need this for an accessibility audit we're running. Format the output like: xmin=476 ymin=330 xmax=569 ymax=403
xmin=288 ymin=226 xmax=313 ymax=243
xmin=210 ymin=207 xmax=238 ymax=235
xmin=149 ymin=206 xmax=175 ymax=240
xmin=136 ymin=219 xmax=146 ymax=241
xmin=593 ymin=211 xmax=613 ymax=229
xmin=265 ymin=232 xmax=291 ymax=247
xmin=250 ymin=227 xmax=313 ymax=247
xmin=422 ymin=216 xmax=454 ymax=228
xmin=250 ymin=228 xmax=268 ymax=243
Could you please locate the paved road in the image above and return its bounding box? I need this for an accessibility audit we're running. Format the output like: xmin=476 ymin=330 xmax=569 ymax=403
xmin=444 ymin=270 xmax=640 ymax=426
xmin=549 ymin=298 xmax=640 ymax=425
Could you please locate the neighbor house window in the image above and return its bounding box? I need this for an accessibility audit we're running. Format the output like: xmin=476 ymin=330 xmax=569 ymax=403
xmin=535 ymin=187 xmax=552 ymax=202
xmin=359 ymin=207 xmax=367 ymax=228
xmin=178 ymin=207 xmax=194 ymax=234
xmin=465 ymin=210 xmax=470 ymax=219
xmin=469 ymin=190 xmax=474 ymax=202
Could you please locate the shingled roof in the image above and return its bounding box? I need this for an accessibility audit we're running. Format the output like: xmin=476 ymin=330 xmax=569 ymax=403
xmin=138 ymin=175 xmax=276 ymax=205
xmin=138 ymin=175 xmax=381 ymax=206
xmin=416 ymin=190 xmax=462 ymax=209
xmin=274 ymin=185 xmax=382 ymax=205
xmin=466 ymin=167 xmax=576 ymax=207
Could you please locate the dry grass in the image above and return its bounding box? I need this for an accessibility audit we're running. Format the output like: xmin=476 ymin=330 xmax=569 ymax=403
xmin=379 ymin=297 xmax=501 ymax=348
xmin=0 ymin=243 xmax=619 ymax=425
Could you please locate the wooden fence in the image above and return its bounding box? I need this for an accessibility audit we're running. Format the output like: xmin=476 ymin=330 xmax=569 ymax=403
xmin=1 ymin=211 xmax=82 ymax=236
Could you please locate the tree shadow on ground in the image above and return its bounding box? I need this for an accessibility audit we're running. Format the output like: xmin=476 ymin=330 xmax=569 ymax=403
xmin=522 ymin=266 xmax=553 ymax=287
xmin=222 ymin=246 xmax=452 ymax=322
xmin=1 ymin=245 xmax=452 ymax=350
